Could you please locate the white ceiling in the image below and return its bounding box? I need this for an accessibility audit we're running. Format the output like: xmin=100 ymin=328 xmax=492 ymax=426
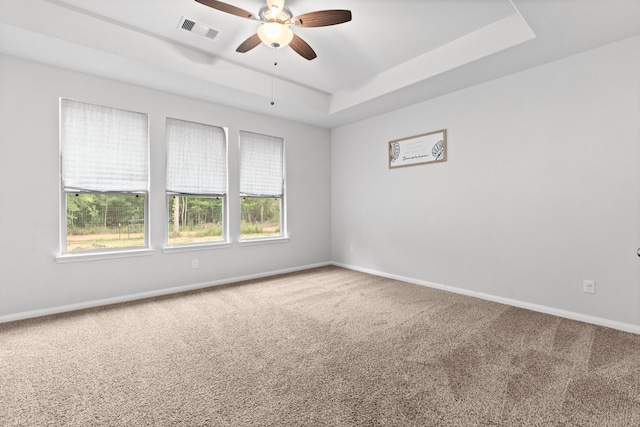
xmin=1 ymin=0 xmax=639 ymax=129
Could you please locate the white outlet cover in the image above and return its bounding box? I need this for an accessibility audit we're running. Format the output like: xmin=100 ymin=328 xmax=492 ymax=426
xmin=583 ymin=280 xmax=595 ymax=294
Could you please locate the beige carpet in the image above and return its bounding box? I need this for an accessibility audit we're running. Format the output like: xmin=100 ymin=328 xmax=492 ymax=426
xmin=1 ymin=266 xmax=639 ymax=426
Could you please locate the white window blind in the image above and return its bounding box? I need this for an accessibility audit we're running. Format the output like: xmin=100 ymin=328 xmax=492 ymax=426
xmin=239 ymin=131 xmax=284 ymax=198
xmin=60 ymin=99 xmax=149 ymax=193
xmin=166 ymin=118 xmax=227 ymax=195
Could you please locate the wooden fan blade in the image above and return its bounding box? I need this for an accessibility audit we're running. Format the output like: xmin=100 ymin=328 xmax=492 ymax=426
xmin=293 ymin=10 xmax=352 ymax=27
xmin=195 ymin=0 xmax=254 ymax=20
xmin=289 ymin=34 xmax=316 ymax=60
xmin=236 ymin=33 xmax=262 ymax=53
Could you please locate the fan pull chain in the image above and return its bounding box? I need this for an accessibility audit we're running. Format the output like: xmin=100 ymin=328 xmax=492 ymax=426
xmin=270 ymin=50 xmax=278 ymax=106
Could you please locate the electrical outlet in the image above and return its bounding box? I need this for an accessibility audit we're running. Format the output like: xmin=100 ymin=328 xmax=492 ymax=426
xmin=192 ymin=259 xmax=199 ymax=269
xmin=583 ymin=280 xmax=595 ymax=294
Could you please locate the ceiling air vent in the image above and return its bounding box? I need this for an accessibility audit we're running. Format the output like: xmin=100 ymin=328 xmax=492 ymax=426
xmin=181 ymin=19 xmax=195 ymax=31
xmin=178 ymin=17 xmax=219 ymax=41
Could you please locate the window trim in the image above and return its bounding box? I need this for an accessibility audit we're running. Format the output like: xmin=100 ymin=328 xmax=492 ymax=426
xmin=55 ymin=247 xmax=155 ymax=264
xmin=238 ymin=236 xmax=290 ymax=246
xmin=59 ymin=98 xmax=150 ymax=259
xmin=238 ymin=131 xmax=287 ymax=242
xmin=162 ymin=242 xmax=232 ymax=254
xmin=163 ymin=118 xmax=229 ymax=249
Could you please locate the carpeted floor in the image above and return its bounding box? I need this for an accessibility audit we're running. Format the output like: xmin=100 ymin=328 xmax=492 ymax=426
xmin=1 ymin=266 xmax=639 ymax=426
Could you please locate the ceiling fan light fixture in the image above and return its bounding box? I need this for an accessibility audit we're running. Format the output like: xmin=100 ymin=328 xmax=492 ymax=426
xmin=198 ymin=0 xmax=352 ymax=60
xmin=257 ymin=22 xmax=293 ymax=48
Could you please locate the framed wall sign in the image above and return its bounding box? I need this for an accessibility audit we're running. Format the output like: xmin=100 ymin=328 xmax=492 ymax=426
xmin=388 ymin=129 xmax=447 ymax=169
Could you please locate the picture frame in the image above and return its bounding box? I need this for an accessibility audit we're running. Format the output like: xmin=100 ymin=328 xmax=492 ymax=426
xmin=388 ymin=129 xmax=447 ymax=169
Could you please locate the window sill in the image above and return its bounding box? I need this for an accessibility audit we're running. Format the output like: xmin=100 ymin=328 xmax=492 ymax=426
xmin=55 ymin=248 xmax=155 ymax=264
xmin=238 ymin=236 xmax=289 ymax=247
xmin=162 ymin=242 xmax=231 ymax=254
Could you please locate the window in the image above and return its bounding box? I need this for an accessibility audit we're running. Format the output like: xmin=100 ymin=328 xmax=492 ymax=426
xmin=60 ymin=99 xmax=149 ymax=254
xmin=239 ymin=131 xmax=285 ymax=240
xmin=166 ymin=118 xmax=227 ymax=246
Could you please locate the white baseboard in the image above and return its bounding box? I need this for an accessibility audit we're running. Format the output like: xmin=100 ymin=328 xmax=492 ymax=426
xmin=0 ymin=262 xmax=331 ymax=324
xmin=332 ymin=262 xmax=640 ymax=335
xmin=4 ymin=261 xmax=639 ymax=335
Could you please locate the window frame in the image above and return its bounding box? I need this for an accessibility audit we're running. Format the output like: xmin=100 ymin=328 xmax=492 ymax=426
xmin=238 ymin=130 xmax=288 ymax=244
xmin=163 ymin=118 xmax=230 ymax=251
xmin=56 ymin=98 xmax=152 ymax=262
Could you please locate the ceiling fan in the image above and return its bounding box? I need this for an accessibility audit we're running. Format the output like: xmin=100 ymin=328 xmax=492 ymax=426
xmin=195 ymin=0 xmax=352 ymax=60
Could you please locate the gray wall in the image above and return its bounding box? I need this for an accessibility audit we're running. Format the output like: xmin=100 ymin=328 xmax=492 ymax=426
xmin=331 ymin=35 xmax=640 ymax=329
xmin=2 ymin=35 xmax=640 ymax=331
xmin=0 ymin=54 xmax=332 ymax=318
